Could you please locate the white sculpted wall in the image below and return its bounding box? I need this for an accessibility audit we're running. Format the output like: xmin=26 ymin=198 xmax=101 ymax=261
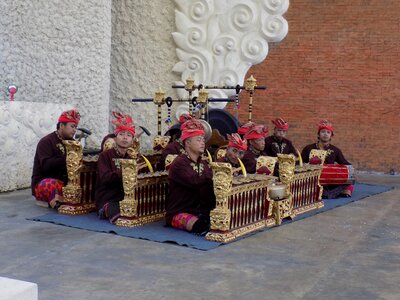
xmin=110 ymin=1 xmax=180 ymax=150
xmin=0 ymin=102 xmax=72 ymax=191
xmin=172 ymin=0 xmax=289 ymax=118
xmin=0 ymin=0 xmax=112 ymax=191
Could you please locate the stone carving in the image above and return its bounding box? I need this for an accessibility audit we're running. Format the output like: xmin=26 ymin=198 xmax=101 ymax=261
xmin=0 ymin=102 xmax=72 ymax=192
xmin=172 ymin=0 xmax=289 ymax=117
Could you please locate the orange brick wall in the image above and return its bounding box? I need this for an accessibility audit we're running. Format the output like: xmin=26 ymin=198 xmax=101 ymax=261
xmin=227 ymin=0 xmax=400 ymax=173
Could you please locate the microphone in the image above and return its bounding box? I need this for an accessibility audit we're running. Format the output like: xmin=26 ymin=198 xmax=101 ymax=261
xmin=77 ymin=127 xmax=92 ymax=135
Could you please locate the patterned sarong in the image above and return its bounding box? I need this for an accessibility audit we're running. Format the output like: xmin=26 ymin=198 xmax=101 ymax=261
xmin=34 ymin=178 xmax=64 ymax=204
xmin=171 ymin=213 xmax=199 ymax=232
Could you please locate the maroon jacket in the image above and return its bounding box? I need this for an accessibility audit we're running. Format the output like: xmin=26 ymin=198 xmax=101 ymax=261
xmin=95 ymin=148 xmax=129 ymax=211
xmin=241 ymin=147 xmax=262 ymax=174
xmin=301 ymin=143 xmax=351 ymax=165
xmin=264 ymin=135 xmax=298 ymax=157
xmin=159 ymin=140 xmax=185 ymax=170
xmin=31 ymin=132 xmax=68 ymax=195
xmin=166 ymin=154 xmax=216 ymax=225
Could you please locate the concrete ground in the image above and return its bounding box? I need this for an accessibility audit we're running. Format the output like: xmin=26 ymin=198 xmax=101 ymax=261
xmin=0 ymin=174 xmax=399 ymax=300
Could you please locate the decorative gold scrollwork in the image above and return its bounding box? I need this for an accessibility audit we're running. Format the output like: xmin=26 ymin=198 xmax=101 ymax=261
xmin=153 ymin=135 xmax=171 ymax=151
xmin=277 ymin=154 xmax=296 ymax=186
xmin=119 ymin=159 xmax=138 ymax=218
xmin=309 ymin=149 xmax=327 ymax=165
xmin=165 ymin=154 xmax=178 ymax=170
xmin=256 ymin=156 xmax=278 ymax=174
xmin=62 ymin=140 xmax=83 ymax=204
xmin=103 ymin=138 xmax=115 ymax=151
xmin=215 ymin=148 xmax=227 ymax=160
xmin=209 ymin=162 xmax=233 ymax=231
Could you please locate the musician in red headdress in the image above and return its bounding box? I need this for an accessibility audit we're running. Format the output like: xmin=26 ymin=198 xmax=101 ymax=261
xmin=100 ymin=112 xmax=141 ymax=151
xmin=264 ymin=118 xmax=298 ymax=157
xmin=166 ymin=118 xmax=216 ymax=235
xmin=95 ymin=113 xmax=136 ymax=223
xmin=216 ymin=133 xmax=247 ymax=174
xmin=237 ymin=121 xmax=256 ymax=137
xmin=301 ymin=120 xmax=354 ymax=198
xmin=32 ymin=109 xmax=81 ymax=210
xmin=159 ymin=113 xmax=192 ymax=170
xmin=241 ymin=124 xmax=269 ymax=173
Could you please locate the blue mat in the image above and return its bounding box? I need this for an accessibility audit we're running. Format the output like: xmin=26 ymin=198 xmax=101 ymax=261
xmin=28 ymin=183 xmax=392 ymax=251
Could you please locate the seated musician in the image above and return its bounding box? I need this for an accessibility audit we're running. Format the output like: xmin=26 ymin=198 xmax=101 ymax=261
xmin=241 ymin=124 xmax=269 ymax=173
xmin=264 ymin=118 xmax=298 ymax=157
xmin=31 ymin=109 xmax=81 ymax=210
xmin=237 ymin=121 xmax=256 ymax=137
xmin=100 ymin=111 xmax=141 ymax=151
xmin=301 ymin=119 xmax=354 ymax=198
xmin=95 ymin=113 xmax=136 ymax=223
xmin=166 ymin=118 xmax=216 ymax=235
xmin=159 ymin=113 xmax=192 ymax=170
xmin=216 ymin=133 xmax=247 ymax=175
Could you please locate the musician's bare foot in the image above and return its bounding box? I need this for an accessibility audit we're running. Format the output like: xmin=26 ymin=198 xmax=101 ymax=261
xmin=49 ymin=194 xmax=64 ymax=209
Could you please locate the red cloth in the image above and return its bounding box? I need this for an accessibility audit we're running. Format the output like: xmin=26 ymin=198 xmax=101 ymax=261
xmin=227 ymin=133 xmax=247 ymax=151
xmin=256 ymin=166 xmax=271 ymax=175
xmin=179 ymin=113 xmax=193 ymax=124
xmin=112 ymin=112 xmax=136 ymax=136
xmin=180 ymin=119 xmax=204 ymax=141
xmin=244 ymin=125 xmax=268 ymax=140
xmin=272 ymin=118 xmax=289 ymax=130
xmin=238 ymin=121 xmax=256 ymax=135
xmin=34 ymin=178 xmax=64 ymax=204
xmin=318 ymin=119 xmax=334 ymax=134
xmin=58 ymin=109 xmax=80 ymax=124
xmin=171 ymin=213 xmax=199 ymax=231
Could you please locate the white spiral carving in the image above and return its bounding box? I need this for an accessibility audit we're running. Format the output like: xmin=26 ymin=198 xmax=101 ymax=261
xmin=189 ymin=0 xmax=214 ymax=22
xmin=217 ymin=69 xmax=240 ymax=88
xmin=212 ymin=35 xmax=237 ymax=56
xmin=262 ymin=0 xmax=290 ymax=15
xmin=261 ymin=15 xmax=289 ymax=42
xmin=188 ymin=27 xmax=206 ymax=46
xmin=173 ymin=0 xmax=289 ymax=117
xmin=241 ymin=33 xmax=269 ymax=64
xmin=229 ymin=3 xmax=256 ymax=32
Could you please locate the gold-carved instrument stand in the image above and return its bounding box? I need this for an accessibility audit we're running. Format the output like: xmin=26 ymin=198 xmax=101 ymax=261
xmin=59 ymin=140 xmax=96 ymax=215
xmin=115 ymin=159 xmax=168 ymax=227
xmin=206 ymin=163 xmax=277 ymax=243
xmin=267 ymin=154 xmax=296 ymax=225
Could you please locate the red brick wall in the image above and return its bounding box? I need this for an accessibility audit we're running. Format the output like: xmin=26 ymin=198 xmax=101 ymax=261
xmin=227 ymin=0 xmax=400 ymax=173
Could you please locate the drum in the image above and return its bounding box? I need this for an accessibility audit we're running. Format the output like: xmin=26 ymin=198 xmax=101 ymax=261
xmin=320 ymin=164 xmax=355 ymax=185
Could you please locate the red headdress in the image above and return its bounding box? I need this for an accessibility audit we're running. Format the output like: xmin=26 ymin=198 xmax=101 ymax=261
xmin=272 ymin=118 xmax=289 ymax=130
xmin=318 ymin=119 xmax=334 ymax=135
xmin=58 ymin=109 xmax=81 ymax=125
xmin=180 ymin=119 xmax=205 ymax=141
xmin=179 ymin=113 xmax=193 ymax=124
xmin=227 ymin=133 xmax=248 ymax=151
xmin=238 ymin=121 xmax=256 ymax=135
xmin=112 ymin=111 xmax=136 ymax=136
xmin=244 ymin=125 xmax=268 ymax=140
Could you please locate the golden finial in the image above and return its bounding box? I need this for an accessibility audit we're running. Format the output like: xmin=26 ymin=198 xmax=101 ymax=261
xmin=245 ymin=75 xmax=257 ymax=92
xmin=153 ymin=87 xmax=166 ymax=105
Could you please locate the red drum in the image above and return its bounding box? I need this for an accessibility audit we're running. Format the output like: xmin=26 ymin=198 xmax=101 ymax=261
xmin=320 ymin=164 xmax=355 ymax=185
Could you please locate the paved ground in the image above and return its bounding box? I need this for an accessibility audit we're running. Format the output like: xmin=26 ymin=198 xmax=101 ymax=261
xmin=0 ymin=174 xmax=399 ymax=300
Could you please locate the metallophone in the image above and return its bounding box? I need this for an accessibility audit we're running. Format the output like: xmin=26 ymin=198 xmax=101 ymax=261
xmin=57 ymin=139 xmax=325 ymax=242
xmin=53 ymin=76 xmax=326 ymax=242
